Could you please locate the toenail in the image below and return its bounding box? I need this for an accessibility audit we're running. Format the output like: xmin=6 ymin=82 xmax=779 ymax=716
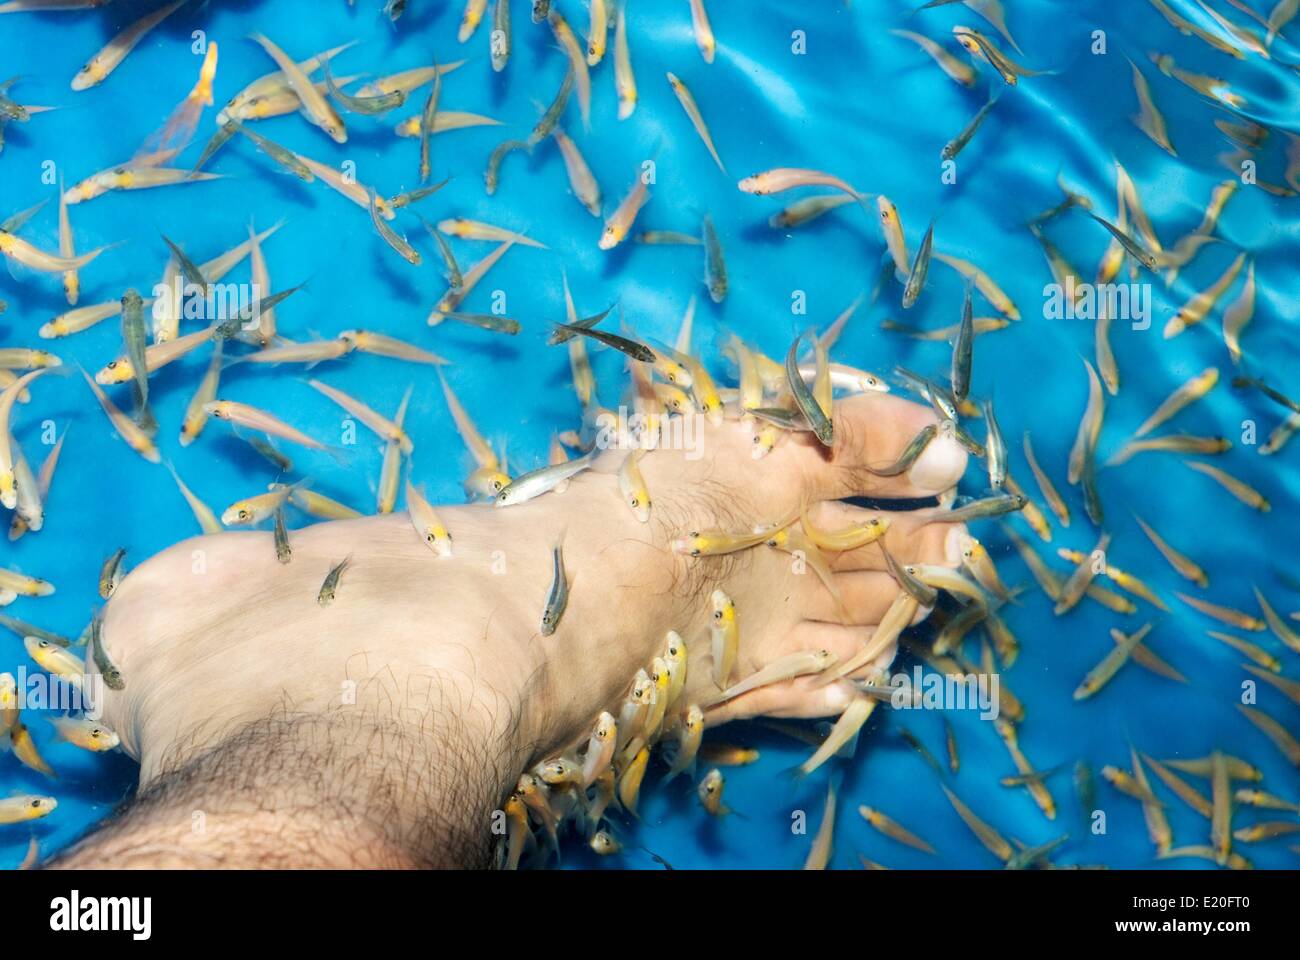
xmin=907 ymin=431 xmax=966 ymax=492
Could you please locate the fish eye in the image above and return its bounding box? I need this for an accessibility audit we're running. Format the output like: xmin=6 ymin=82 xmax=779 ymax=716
xmin=713 ymin=610 xmax=722 ymax=620
xmin=629 ymin=497 xmax=638 ymax=507
xmin=690 ymin=548 xmax=700 ymax=558
xmin=30 ymin=799 xmax=40 ymax=808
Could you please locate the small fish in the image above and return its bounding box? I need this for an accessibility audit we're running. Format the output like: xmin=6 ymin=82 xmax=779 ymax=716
xmin=1067 ymin=360 xmax=1105 ymax=501
xmin=1232 ymin=376 xmax=1300 ymax=417
xmin=80 ymin=368 xmax=159 ymax=464
xmin=431 ymin=241 xmax=514 ymax=320
xmin=617 ymin=449 xmax=652 ymax=523
xmin=405 ymin=481 xmax=452 ymax=558
xmin=1133 ymin=513 xmax=1207 ymax=586
xmin=707 ymin=650 xmax=835 ymax=708
xmin=205 ymin=400 xmax=328 ymax=452
xmin=859 ymin=805 xmax=937 ymax=854
xmin=281 ymin=486 xmax=360 ymax=521
xmin=951 ymin=25 xmax=1044 ymax=85
xmin=768 ymin=194 xmax=856 ymax=229
xmin=707 ymin=588 xmax=740 ymax=690
xmin=1206 ymin=630 xmax=1281 ymax=673
xmin=388 ymin=178 xmax=450 ymax=211
xmin=1178 ymin=593 xmax=1267 ymax=633
xmin=1101 ymin=764 xmax=1166 ymax=808
xmin=539 ymin=537 xmax=569 ymax=636
xmin=459 ymin=0 xmax=488 ymax=40
xmin=309 ymin=380 xmax=412 ymax=454
xmin=786 ymin=332 xmax=833 ymax=447
xmin=876 ymin=196 xmax=910 ymax=278
xmin=588 ymin=830 xmax=621 ymax=856
xmin=1107 ymin=434 xmax=1231 ymax=466
xmin=548 ymin=9 xmax=591 ymax=127
xmin=0 ymin=228 xmax=108 ymax=273
xmin=1236 ymin=704 xmax=1300 ymax=766
xmin=663 ymin=704 xmax=704 ymax=783
xmin=271 ymin=504 xmax=292 ymax=564
xmin=867 ymin=422 xmax=940 ymax=478
xmin=71 ymin=0 xmax=185 ymax=91
xmin=1165 ymin=255 xmax=1247 ymax=339
xmin=1073 ymin=620 xmax=1150 ymax=701
xmin=804 ymin=777 xmax=838 ymax=870
xmin=554 ymin=321 xmax=654 ymax=364
xmin=0 ymin=794 xmax=56 ymax=826
xmin=614 ymin=3 xmax=636 ymax=118
xmin=250 ymin=33 xmax=346 ymax=143
xmin=891 ymin=28 xmax=976 ymax=86
xmin=798 ymin=698 xmax=875 ymax=777
xmin=580 ymin=711 xmax=617 ymax=789
xmin=1222 ymin=259 xmax=1255 ymax=365
xmin=364 ymin=191 xmax=419 ymax=266
xmin=438 ymin=218 xmax=547 ymax=249
xmin=981 ymin=399 xmax=1008 ymax=490
xmin=9 ymin=721 xmax=54 ymax=778
xmin=902 ymin=220 xmax=935 ymax=307
xmin=1241 ymin=663 xmax=1300 ymax=707
xmin=737 ymin=167 xmax=867 ymax=205
xmin=934 ymin=252 xmax=1019 ymax=319
xmin=323 ymin=62 xmax=405 ymax=116
xmin=698 ymin=768 xmax=731 ymax=817
xmin=599 ymin=173 xmax=651 ymax=250
xmin=666 ymin=72 xmax=725 ymax=173
xmin=618 ymin=745 xmax=650 ymax=816
xmin=1126 ymin=57 xmax=1176 ymax=156
xmin=552 ymin=127 xmax=601 ymax=217
xmin=317 ymin=556 xmax=352 ymax=606
xmin=919 ymin=492 xmax=1026 ymax=524
xmin=1234 ymin=788 xmax=1300 ymax=815
xmin=1182 ymin=460 xmax=1269 ymax=512
xmin=1253 ymin=586 xmax=1300 ymax=653
xmin=950 ymin=287 xmax=975 ymax=402
xmin=701 ymin=213 xmax=727 ymax=303
xmin=941 ymin=784 xmax=1013 ymax=863
xmin=376 ymin=388 xmax=412 ymax=517
xmin=1088 ymin=209 xmax=1158 ymax=271
xmin=98 ymin=548 xmax=126 ymax=599
xmin=495 ymin=453 xmax=593 ymax=507
xmin=24 ymin=635 xmax=83 ymax=685
xmin=1056 ymin=532 xmax=1111 ymax=616
xmin=483 ymin=139 xmax=522 ymax=195
xmin=942 ymin=92 xmax=998 ymax=161
xmin=689 ymin=0 xmax=716 ymax=62
xmin=221 ymin=480 xmax=299 ymax=527
xmin=50 ymin=714 xmax=119 ymax=752
xmin=1209 ymin=751 xmax=1233 ymax=865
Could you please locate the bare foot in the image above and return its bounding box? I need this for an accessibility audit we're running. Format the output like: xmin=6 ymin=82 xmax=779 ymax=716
xmin=60 ymin=391 xmax=967 ymax=867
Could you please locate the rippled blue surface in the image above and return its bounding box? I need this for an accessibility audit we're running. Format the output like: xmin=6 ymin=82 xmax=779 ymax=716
xmin=0 ymin=0 xmax=1297 ymax=869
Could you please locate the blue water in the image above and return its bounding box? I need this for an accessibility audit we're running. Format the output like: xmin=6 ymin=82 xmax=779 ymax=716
xmin=0 ymin=0 xmax=1297 ymax=869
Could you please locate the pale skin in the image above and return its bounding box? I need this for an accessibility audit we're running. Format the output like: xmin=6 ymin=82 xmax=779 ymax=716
xmin=52 ymin=393 xmax=968 ymax=869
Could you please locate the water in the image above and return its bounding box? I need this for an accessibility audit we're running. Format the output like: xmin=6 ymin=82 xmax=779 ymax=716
xmin=0 ymin=0 xmax=1297 ymax=870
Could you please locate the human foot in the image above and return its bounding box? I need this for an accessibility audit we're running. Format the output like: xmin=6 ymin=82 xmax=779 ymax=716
xmin=66 ymin=389 xmax=967 ymax=867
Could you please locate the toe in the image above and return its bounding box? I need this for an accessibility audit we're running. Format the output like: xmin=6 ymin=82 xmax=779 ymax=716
xmin=767 ymin=392 xmax=969 ymax=500
xmin=703 ymin=672 xmax=859 ymax=725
